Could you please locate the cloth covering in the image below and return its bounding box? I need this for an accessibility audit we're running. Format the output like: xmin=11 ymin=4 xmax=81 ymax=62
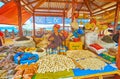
xmin=0 ymin=1 xmax=31 ymax=25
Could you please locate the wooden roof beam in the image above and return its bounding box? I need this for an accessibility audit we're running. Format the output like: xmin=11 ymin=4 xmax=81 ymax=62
xmin=35 ymin=13 xmax=63 ymax=17
xmin=93 ymin=4 xmax=116 ymax=14
xmin=77 ymin=3 xmax=84 ymax=11
xmin=36 ymin=8 xmax=65 ymax=11
xmin=84 ymin=0 xmax=93 ymax=16
xmin=46 ymin=0 xmax=83 ymax=4
xmin=35 ymin=11 xmax=65 ymax=14
xmin=91 ymin=1 xmax=103 ymax=10
xmin=27 ymin=0 xmax=38 ymax=6
xmin=2 ymin=0 xmax=8 ymax=3
xmin=98 ymin=0 xmax=119 ymax=2
xmin=21 ymin=0 xmax=33 ymax=13
xmin=34 ymin=0 xmax=47 ymax=10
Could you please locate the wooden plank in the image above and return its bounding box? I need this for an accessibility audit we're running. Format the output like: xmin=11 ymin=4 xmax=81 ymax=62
xmin=34 ymin=0 xmax=47 ymax=9
xmin=71 ymin=58 xmax=84 ymax=70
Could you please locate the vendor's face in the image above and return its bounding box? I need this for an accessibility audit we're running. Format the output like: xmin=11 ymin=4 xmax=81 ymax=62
xmin=54 ymin=27 xmax=58 ymax=32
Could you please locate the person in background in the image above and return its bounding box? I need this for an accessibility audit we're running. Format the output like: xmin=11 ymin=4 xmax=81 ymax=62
xmin=0 ymin=31 xmax=4 ymax=46
xmin=36 ymin=28 xmax=44 ymax=38
xmin=5 ymin=29 xmax=9 ymax=37
xmin=11 ymin=30 xmax=15 ymax=39
xmin=47 ymin=24 xmax=65 ymax=49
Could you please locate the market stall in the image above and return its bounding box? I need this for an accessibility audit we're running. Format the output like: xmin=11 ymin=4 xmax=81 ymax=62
xmin=0 ymin=0 xmax=120 ymax=79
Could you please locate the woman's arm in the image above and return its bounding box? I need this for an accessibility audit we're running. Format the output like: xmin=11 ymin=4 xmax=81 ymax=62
xmin=48 ymin=34 xmax=54 ymax=41
xmin=59 ymin=33 xmax=66 ymax=41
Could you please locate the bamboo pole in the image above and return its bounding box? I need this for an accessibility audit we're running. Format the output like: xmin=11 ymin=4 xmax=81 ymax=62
xmin=17 ymin=0 xmax=23 ymax=37
xmin=33 ymin=12 xmax=36 ymax=36
xmin=114 ymin=2 xmax=120 ymax=34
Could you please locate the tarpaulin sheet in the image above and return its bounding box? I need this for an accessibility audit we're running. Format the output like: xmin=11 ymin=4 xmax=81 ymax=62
xmin=73 ymin=64 xmax=118 ymax=76
xmin=0 ymin=1 xmax=31 ymax=25
xmin=32 ymin=69 xmax=74 ymax=79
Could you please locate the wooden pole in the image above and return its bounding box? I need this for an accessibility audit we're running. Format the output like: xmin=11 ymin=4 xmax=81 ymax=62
xmin=115 ymin=2 xmax=120 ymax=79
xmin=33 ymin=12 xmax=36 ymax=36
xmin=17 ymin=0 xmax=23 ymax=37
xmin=114 ymin=2 xmax=120 ymax=34
xmin=116 ymin=30 xmax=120 ymax=79
xmin=63 ymin=10 xmax=65 ymax=30
xmin=72 ymin=0 xmax=75 ymax=22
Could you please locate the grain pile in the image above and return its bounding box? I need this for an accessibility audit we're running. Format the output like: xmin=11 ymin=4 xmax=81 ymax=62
xmin=78 ymin=58 xmax=107 ymax=70
xmin=66 ymin=50 xmax=97 ymax=60
xmin=37 ymin=54 xmax=76 ymax=73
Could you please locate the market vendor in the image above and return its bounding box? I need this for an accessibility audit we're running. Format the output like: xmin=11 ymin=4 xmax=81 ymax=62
xmin=0 ymin=31 xmax=4 ymax=46
xmin=36 ymin=28 xmax=44 ymax=38
xmin=47 ymin=24 xmax=65 ymax=49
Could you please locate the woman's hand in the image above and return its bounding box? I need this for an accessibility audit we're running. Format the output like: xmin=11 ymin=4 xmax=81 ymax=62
xmin=59 ymin=33 xmax=63 ymax=36
xmin=49 ymin=37 xmax=54 ymax=41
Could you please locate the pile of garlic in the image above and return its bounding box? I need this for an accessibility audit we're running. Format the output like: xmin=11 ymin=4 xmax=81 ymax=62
xmin=78 ymin=58 xmax=107 ymax=70
xmin=66 ymin=50 xmax=97 ymax=60
xmin=37 ymin=54 xmax=76 ymax=73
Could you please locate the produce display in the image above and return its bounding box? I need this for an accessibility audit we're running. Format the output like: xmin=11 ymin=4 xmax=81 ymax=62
xmin=16 ymin=36 xmax=30 ymax=41
xmin=101 ymin=35 xmax=114 ymax=43
xmin=25 ymin=47 xmax=36 ymax=52
xmin=0 ymin=27 xmax=118 ymax=79
xmin=14 ymin=63 xmax=38 ymax=79
xmin=14 ymin=36 xmax=35 ymax=47
xmin=32 ymin=48 xmax=46 ymax=57
xmin=66 ymin=50 xmax=97 ymax=60
xmin=37 ymin=54 xmax=76 ymax=73
xmin=0 ymin=46 xmax=18 ymax=78
xmin=77 ymin=58 xmax=107 ymax=70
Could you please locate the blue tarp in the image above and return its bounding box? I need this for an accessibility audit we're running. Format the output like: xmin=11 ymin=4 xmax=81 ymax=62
xmin=73 ymin=64 xmax=118 ymax=76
